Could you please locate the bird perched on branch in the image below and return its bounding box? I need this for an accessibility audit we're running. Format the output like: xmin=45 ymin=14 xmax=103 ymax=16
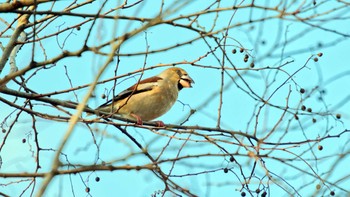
xmin=94 ymin=67 xmax=194 ymax=126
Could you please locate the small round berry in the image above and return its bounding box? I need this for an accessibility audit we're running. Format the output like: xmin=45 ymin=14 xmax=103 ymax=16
xmin=22 ymin=138 xmax=26 ymax=143
xmin=256 ymin=188 xmax=260 ymax=193
xmin=317 ymin=52 xmax=323 ymax=57
xmin=244 ymin=58 xmax=248 ymax=62
xmin=223 ymin=168 xmax=228 ymax=173
xmin=229 ymin=156 xmax=235 ymax=162
xmin=101 ymin=94 xmax=106 ymax=99
xmin=240 ymin=48 xmax=244 ymax=53
xmin=301 ymin=105 xmax=306 ymax=111
xmin=2 ymin=128 xmax=6 ymax=133
xmin=294 ymin=114 xmax=299 ymax=120
xmin=316 ymin=184 xmax=321 ymax=190
xmin=250 ymin=62 xmax=255 ymax=68
xmin=307 ymin=108 xmax=312 ymax=113
xmin=313 ymin=57 xmax=318 ymax=62
xmin=241 ymin=191 xmax=246 ymax=196
xmin=312 ymin=118 xmax=317 ymax=123
xmin=318 ymin=145 xmax=323 ymax=151
xmin=330 ymin=191 xmax=335 ymax=196
xmin=95 ymin=177 xmax=100 ymax=182
xmin=261 ymin=191 xmax=267 ymax=197
xmin=336 ymin=114 xmax=341 ymax=119
xmin=300 ymin=88 xmax=305 ymax=94
xmin=85 ymin=187 xmax=90 ymax=193
xmin=232 ymin=49 xmax=237 ymax=54
xmin=76 ymin=26 xmax=81 ymax=31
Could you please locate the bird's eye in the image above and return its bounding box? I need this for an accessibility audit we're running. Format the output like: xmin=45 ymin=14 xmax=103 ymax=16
xmin=176 ymin=70 xmax=182 ymax=76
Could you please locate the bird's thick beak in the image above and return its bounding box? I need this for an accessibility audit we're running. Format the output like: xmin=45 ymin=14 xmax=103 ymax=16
xmin=179 ymin=75 xmax=194 ymax=88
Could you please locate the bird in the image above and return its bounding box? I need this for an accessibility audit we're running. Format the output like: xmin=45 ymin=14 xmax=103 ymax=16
xmin=94 ymin=67 xmax=194 ymax=126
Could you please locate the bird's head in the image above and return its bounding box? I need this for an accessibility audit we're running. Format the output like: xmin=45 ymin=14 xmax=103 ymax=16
xmin=160 ymin=67 xmax=195 ymax=90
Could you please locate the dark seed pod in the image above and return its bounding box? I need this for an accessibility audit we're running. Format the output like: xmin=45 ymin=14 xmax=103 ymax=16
xmin=294 ymin=114 xmax=299 ymax=120
xmin=318 ymin=145 xmax=323 ymax=151
xmin=336 ymin=114 xmax=341 ymax=119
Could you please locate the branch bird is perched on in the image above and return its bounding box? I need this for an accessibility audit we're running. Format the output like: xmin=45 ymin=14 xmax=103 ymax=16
xmin=95 ymin=67 xmax=194 ymax=126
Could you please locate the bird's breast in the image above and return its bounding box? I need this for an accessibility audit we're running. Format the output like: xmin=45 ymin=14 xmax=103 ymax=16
xmin=115 ymin=83 xmax=179 ymax=121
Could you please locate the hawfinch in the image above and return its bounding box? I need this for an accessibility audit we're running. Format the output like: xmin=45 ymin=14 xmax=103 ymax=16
xmin=95 ymin=67 xmax=194 ymax=125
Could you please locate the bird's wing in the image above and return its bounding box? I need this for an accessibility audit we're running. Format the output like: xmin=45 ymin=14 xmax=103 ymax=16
xmin=97 ymin=76 xmax=163 ymax=108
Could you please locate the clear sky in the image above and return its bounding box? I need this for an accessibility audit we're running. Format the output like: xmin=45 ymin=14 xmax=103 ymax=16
xmin=1 ymin=1 xmax=350 ymax=196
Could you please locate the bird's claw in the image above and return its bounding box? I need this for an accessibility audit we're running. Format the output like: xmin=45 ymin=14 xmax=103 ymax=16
xmin=130 ymin=114 xmax=164 ymax=127
xmin=154 ymin=121 xmax=165 ymax=127
xmin=131 ymin=113 xmax=143 ymax=125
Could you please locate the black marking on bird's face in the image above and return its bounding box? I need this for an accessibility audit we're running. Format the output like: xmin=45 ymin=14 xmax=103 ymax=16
xmin=178 ymin=82 xmax=184 ymax=91
xmin=176 ymin=69 xmax=184 ymax=90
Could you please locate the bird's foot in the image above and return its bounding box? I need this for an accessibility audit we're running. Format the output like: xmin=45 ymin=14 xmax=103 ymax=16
xmin=154 ymin=121 xmax=165 ymax=127
xmin=131 ymin=113 xmax=143 ymax=125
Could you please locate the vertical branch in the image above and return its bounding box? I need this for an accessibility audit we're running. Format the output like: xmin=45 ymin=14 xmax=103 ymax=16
xmin=0 ymin=6 xmax=33 ymax=76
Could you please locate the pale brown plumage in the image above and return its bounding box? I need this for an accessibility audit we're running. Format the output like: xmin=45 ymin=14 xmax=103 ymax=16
xmin=95 ymin=67 xmax=194 ymax=125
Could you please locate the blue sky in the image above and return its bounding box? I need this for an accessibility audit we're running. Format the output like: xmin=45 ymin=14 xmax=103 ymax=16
xmin=1 ymin=0 xmax=350 ymax=196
